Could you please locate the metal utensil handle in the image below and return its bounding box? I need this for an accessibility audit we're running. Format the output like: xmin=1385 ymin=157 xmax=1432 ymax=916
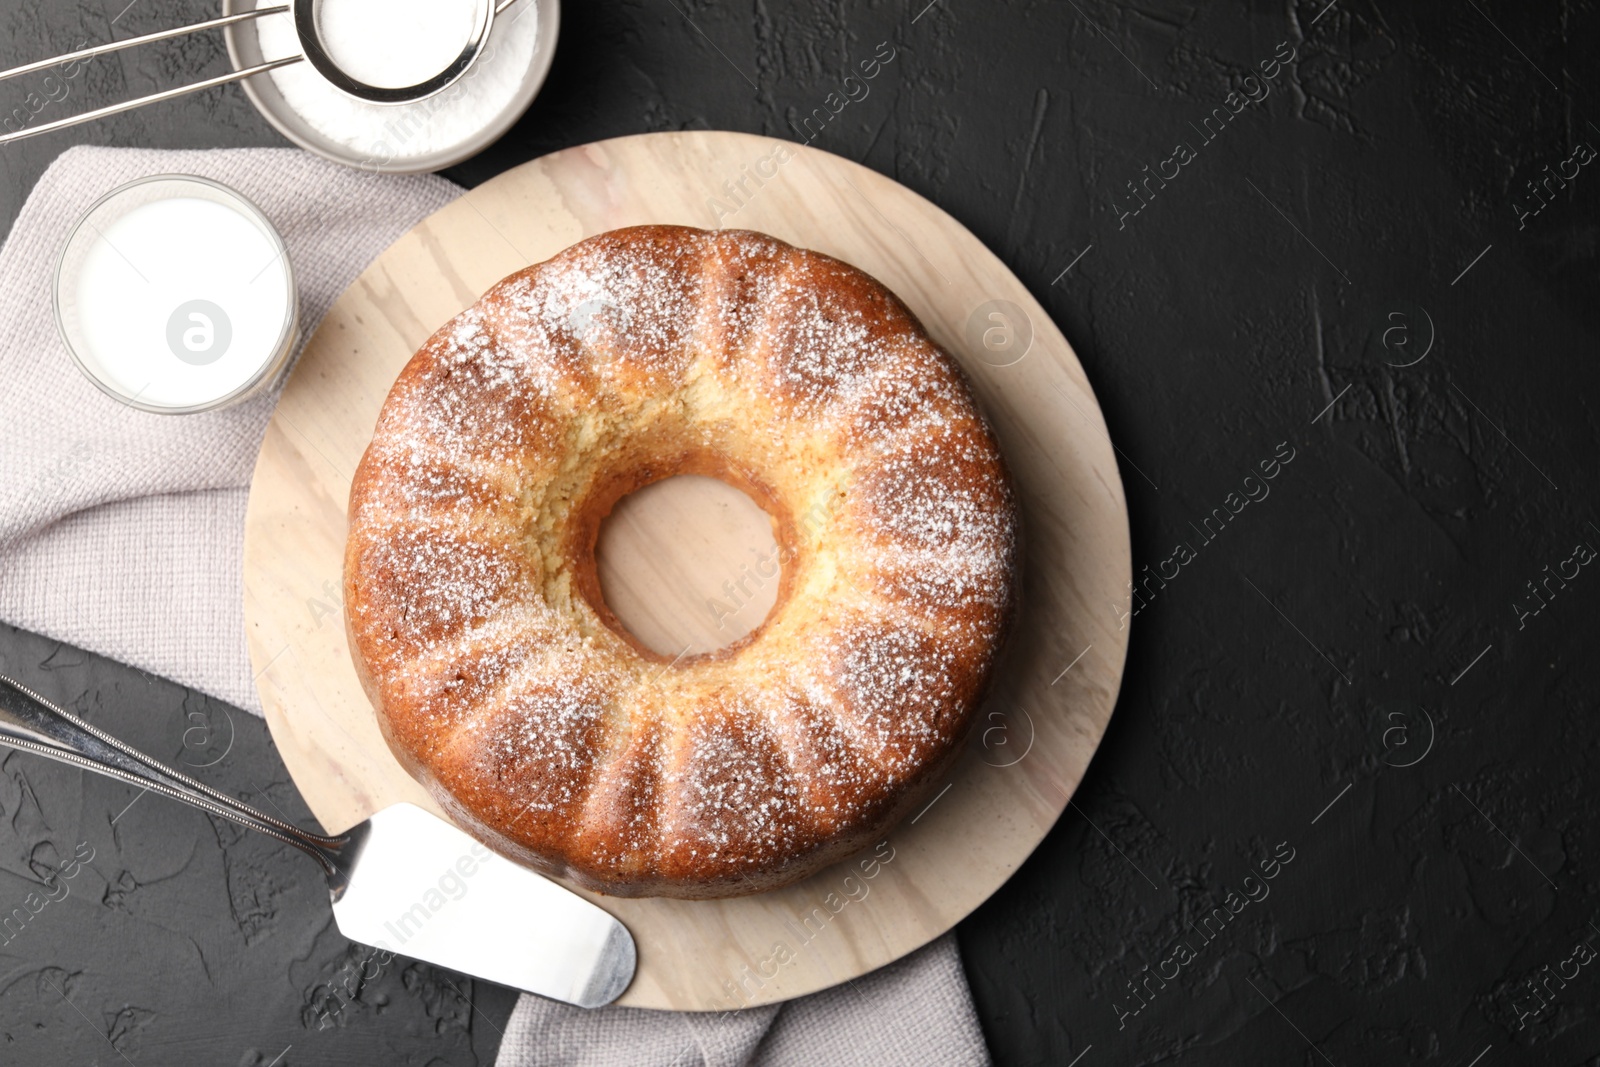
xmin=0 ymin=6 xmax=299 ymax=148
xmin=0 ymin=675 xmax=348 ymax=877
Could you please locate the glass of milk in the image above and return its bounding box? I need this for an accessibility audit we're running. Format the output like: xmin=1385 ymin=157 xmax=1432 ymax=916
xmin=54 ymin=175 xmax=298 ymax=414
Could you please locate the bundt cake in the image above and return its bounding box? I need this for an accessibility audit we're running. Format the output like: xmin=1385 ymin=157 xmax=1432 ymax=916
xmin=344 ymin=225 xmax=1018 ymax=898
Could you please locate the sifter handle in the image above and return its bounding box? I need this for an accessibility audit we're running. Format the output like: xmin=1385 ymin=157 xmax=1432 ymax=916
xmin=0 ymin=7 xmax=299 ymax=147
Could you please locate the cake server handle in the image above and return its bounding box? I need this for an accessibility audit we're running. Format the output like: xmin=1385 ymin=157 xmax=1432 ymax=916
xmin=0 ymin=7 xmax=302 ymax=147
xmin=0 ymin=674 xmax=351 ymax=880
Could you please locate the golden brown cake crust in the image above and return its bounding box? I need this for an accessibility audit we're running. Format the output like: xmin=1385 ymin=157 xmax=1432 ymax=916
xmin=344 ymin=225 xmax=1019 ymax=898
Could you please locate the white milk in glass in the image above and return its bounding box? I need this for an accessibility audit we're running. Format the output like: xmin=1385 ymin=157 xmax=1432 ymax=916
xmin=69 ymin=194 xmax=293 ymax=410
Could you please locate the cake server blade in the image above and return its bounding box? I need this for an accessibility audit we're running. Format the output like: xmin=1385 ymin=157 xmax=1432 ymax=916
xmin=332 ymin=802 xmax=635 ymax=1006
xmin=0 ymin=674 xmax=635 ymax=1008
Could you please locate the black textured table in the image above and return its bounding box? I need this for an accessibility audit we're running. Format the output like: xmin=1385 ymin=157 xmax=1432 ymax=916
xmin=2 ymin=2 xmax=1597 ymax=1064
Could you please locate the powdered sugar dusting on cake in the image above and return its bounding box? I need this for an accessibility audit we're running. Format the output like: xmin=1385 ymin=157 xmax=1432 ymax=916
xmin=750 ymin=254 xmax=908 ymax=416
xmin=657 ymin=704 xmax=809 ymax=870
xmin=494 ymin=232 xmax=706 ymax=393
xmin=696 ymin=231 xmax=793 ymax=362
xmin=348 ymin=524 xmax=536 ymax=659
xmin=854 ymin=423 xmax=1015 ymax=556
xmin=354 ymin=437 xmax=520 ymax=524
xmin=835 ymin=344 xmax=975 ymax=451
xmin=389 ymin=603 xmax=561 ymax=696
xmin=573 ymin=713 xmax=669 ymax=872
xmin=453 ymin=676 xmax=611 ymax=841
xmin=798 ymin=618 xmax=965 ymax=784
xmin=344 ymin=225 xmax=1017 ymax=896
xmin=856 ymin=542 xmax=1013 ymax=640
xmin=381 ymin=619 xmax=550 ymax=759
xmin=762 ymin=686 xmax=888 ymax=833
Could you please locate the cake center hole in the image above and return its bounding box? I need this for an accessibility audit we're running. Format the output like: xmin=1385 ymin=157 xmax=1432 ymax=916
xmin=595 ymin=475 xmax=783 ymax=659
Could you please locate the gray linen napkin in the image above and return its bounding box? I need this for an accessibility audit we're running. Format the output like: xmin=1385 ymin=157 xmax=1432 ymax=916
xmin=0 ymin=146 xmax=990 ymax=1067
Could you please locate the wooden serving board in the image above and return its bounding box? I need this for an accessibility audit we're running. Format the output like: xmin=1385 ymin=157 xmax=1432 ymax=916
xmin=243 ymin=130 xmax=1130 ymax=1011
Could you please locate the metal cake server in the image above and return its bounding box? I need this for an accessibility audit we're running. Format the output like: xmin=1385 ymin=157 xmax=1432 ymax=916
xmin=0 ymin=674 xmax=634 ymax=1008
